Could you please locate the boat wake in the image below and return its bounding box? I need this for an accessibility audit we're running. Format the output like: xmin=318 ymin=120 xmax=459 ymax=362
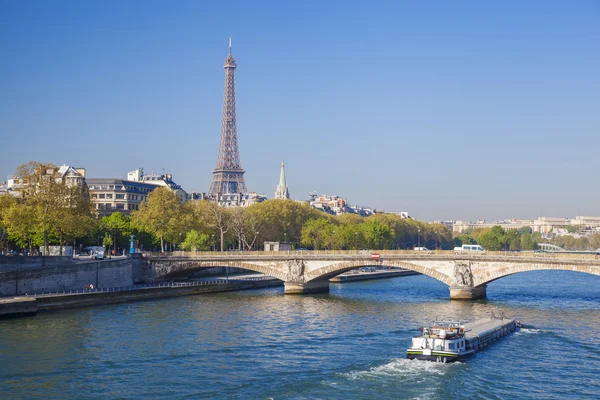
xmin=516 ymin=327 xmax=543 ymax=335
xmin=341 ymin=358 xmax=458 ymax=381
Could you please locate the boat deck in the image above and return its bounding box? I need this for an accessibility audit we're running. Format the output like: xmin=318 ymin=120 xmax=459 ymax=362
xmin=464 ymin=318 xmax=514 ymax=339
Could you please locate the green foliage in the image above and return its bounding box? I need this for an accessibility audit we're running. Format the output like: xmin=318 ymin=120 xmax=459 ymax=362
xmin=360 ymin=219 xmax=393 ymax=249
xmin=456 ymin=234 xmax=476 ymax=246
xmin=476 ymin=226 xmax=506 ymax=251
xmin=301 ymin=218 xmax=334 ymax=250
xmin=181 ymin=230 xmax=210 ymax=251
xmin=131 ymin=187 xmax=183 ymax=252
xmin=565 ymin=225 xmax=578 ymax=233
xmin=1 ymin=162 xmax=94 ymax=253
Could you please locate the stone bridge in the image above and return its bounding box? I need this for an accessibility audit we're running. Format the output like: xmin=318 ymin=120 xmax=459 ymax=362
xmin=142 ymin=252 xmax=600 ymax=299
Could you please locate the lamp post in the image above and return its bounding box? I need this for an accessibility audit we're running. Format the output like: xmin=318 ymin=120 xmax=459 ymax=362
xmin=211 ymin=234 xmax=215 ymax=252
xmin=418 ymin=229 xmax=421 ymax=249
xmin=435 ymin=231 xmax=438 ymax=250
xmin=354 ymin=232 xmax=358 ymax=252
xmin=256 ymin=231 xmax=260 ymax=251
xmin=332 ymin=230 xmax=335 ymax=250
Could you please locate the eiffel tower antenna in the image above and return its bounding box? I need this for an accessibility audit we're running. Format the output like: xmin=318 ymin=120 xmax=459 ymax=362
xmin=208 ymin=37 xmax=247 ymax=197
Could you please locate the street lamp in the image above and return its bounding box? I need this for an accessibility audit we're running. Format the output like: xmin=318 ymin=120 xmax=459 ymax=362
xmin=332 ymin=230 xmax=335 ymax=250
xmin=435 ymin=231 xmax=438 ymax=250
xmin=211 ymin=234 xmax=215 ymax=252
xmin=418 ymin=229 xmax=421 ymax=248
xmin=355 ymin=232 xmax=358 ymax=251
xmin=256 ymin=231 xmax=260 ymax=251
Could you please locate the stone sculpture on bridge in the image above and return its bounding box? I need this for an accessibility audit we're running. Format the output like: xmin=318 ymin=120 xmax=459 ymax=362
xmin=453 ymin=261 xmax=473 ymax=287
xmin=286 ymin=259 xmax=305 ymax=282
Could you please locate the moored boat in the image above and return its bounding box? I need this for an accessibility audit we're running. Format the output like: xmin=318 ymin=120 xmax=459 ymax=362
xmin=406 ymin=315 xmax=519 ymax=363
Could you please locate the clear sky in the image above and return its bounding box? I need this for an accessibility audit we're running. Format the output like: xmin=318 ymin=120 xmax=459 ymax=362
xmin=1 ymin=0 xmax=599 ymax=221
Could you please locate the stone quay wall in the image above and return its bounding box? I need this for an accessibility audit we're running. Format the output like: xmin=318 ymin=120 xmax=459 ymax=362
xmin=0 ymin=256 xmax=138 ymax=297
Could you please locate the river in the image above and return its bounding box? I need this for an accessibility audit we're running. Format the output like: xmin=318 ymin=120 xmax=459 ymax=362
xmin=1 ymin=271 xmax=600 ymax=399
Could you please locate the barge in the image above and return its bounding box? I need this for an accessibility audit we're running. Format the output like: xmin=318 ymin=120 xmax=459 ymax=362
xmin=406 ymin=315 xmax=519 ymax=363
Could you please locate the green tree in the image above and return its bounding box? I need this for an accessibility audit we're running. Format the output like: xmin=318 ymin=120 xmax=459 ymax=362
xmin=131 ymin=187 xmax=182 ymax=252
xmin=456 ymin=234 xmax=476 ymax=246
xmin=565 ymin=225 xmax=578 ymax=233
xmin=101 ymin=212 xmax=132 ymax=255
xmin=360 ymin=219 xmax=393 ymax=249
xmin=520 ymin=232 xmax=534 ymax=250
xmin=301 ymin=218 xmax=334 ymax=250
xmin=476 ymin=226 xmax=506 ymax=251
xmin=181 ymin=230 xmax=210 ymax=251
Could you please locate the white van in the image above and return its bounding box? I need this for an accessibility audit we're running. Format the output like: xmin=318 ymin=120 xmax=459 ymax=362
xmin=454 ymin=244 xmax=486 ymax=254
xmin=414 ymin=247 xmax=432 ymax=254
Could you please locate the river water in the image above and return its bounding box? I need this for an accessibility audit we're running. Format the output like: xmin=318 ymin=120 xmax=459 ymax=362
xmin=2 ymin=271 xmax=600 ymax=399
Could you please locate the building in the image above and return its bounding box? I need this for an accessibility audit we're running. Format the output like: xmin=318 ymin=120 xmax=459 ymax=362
xmin=274 ymin=161 xmax=290 ymax=200
xmin=5 ymin=164 xmax=86 ymax=196
xmin=309 ymin=193 xmax=348 ymax=215
xmin=127 ymin=168 xmax=188 ymax=202
xmin=347 ymin=205 xmax=375 ymax=216
xmin=87 ymin=178 xmax=157 ymax=217
xmin=208 ymin=38 xmax=248 ymax=198
xmin=56 ymin=165 xmax=86 ymax=187
xmin=215 ymin=191 xmax=266 ymax=207
xmin=264 ymin=241 xmax=292 ymax=251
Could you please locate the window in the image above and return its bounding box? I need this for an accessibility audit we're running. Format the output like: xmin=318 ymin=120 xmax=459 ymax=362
xmin=448 ymin=343 xmax=455 ymax=349
xmin=115 ymin=186 xmax=123 ymax=191
xmin=116 ymin=194 xmax=124 ymax=199
xmin=116 ymin=204 xmax=124 ymax=210
xmin=99 ymin=194 xmax=105 ymax=199
xmin=106 ymin=194 xmax=113 ymax=199
xmin=109 ymin=185 xmax=114 ymax=190
xmin=91 ymin=194 xmax=97 ymax=198
xmin=98 ymin=204 xmax=105 ymax=210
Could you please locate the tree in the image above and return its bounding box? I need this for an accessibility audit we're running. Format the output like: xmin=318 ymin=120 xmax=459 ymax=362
xmin=301 ymin=218 xmax=334 ymax=250
xmin=456 ymin=234 xmax=476 ymax=246
xmin=360 ymin=219 xmax=393 ymax=249
xmin=565 ymin=225 xmax=578 ymax=233
xmin=520 ymin=232 xmax=535 ymax=250
xmin=102 ymin=212 xmax=132 ymax=255
xmin=229 ymin=207 xmax=263 ymax=251
xmin=181 ymin=230 xmax=210 ymax=251
xmin=245 ymin=200 xmax=321 ymax=245
xmin=131 ymin=187 xmax=182 ymax=252
xmin=476 ymin=226 xmax=506 ymax=251
xmin=7 ymin=162 xmax=94 ymax=254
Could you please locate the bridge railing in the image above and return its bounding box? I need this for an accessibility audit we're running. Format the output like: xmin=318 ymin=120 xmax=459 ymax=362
xmin=143 ymin=249 xmax=600 ymax=260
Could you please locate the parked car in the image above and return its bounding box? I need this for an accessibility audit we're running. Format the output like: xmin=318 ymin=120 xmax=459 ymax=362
xmin=94 ymin=251 xmax=105 ymax=260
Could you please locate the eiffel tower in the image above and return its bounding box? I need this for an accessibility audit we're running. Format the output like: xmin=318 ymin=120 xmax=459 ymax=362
xmin=208 ymin=38 xmax=248 ymax=197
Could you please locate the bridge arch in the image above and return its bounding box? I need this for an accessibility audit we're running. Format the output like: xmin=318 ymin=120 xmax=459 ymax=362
xmin=473 ymin=262 xmax=600 ymax=287
xmin=150 ymin=260 xmax=289 ymax=282
xmin=305 ymin=260 xmax=453 ymax=286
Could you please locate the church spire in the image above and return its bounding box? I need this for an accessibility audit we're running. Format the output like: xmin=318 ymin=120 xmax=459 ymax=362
xmin=274 ymin=160 xmax=290 ymax=200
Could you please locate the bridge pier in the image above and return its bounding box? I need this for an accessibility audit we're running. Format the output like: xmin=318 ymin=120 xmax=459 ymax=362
xmin=449 ymin=285 xmax=487 ymax=300
xmin=284 ymin=281 xmax=329 ymax=295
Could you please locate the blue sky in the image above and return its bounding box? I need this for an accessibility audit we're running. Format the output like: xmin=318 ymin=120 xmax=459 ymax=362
xmin=1 ymin=0 xmax=599 ymax=221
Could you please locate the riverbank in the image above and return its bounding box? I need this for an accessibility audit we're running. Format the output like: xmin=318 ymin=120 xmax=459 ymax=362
xmin=329 ymin=269 xmax=419 ymax=283
xmin=0 ymin=279 xmax=282 ymax=317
